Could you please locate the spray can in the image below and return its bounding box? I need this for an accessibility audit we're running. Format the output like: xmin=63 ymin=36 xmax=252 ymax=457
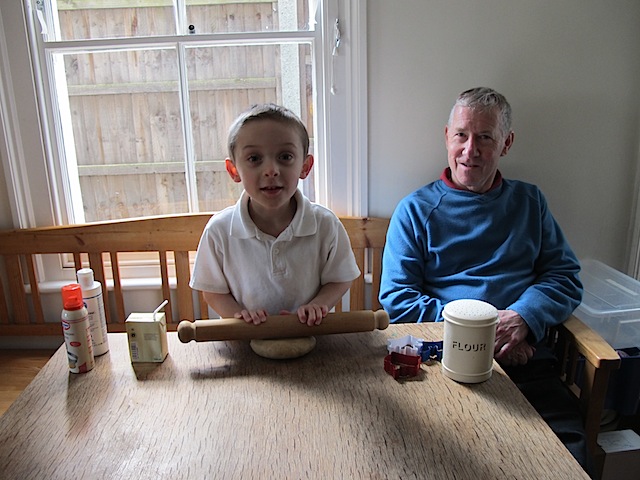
xmin=61 ymin=284 xmax=95 ymax=373
xmin=77 ymin=268 xmax=109 ymax=356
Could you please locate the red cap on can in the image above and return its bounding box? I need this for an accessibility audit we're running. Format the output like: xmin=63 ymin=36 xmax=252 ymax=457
xmin=61 ymin=284 xmax=84 ymax=310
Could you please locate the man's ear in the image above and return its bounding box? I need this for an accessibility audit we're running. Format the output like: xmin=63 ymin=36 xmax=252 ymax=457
xmin=225 ymin=158 xmax=242 ymax=183
xmin=299 ymin=154 xmax=314 ymax=179
xmin=501 ymin=131 xmax=515 ymax=156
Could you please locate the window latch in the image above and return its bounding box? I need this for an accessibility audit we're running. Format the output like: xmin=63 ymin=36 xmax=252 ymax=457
xmin=332 ymin=18 xmax=341 ymax=56
xmin=35 ymin=0 xmax=49 ymax=36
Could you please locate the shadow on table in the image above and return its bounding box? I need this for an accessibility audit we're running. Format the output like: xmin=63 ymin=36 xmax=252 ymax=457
xmin=179 ymin=331 xmax=543 ymax=478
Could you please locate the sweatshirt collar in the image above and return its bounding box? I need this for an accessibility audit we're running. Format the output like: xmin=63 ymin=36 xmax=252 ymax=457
xmin=440 ymin=167 xmax=503 ymax=193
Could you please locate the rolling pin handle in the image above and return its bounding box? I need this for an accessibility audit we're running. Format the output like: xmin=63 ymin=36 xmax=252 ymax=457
xmin=374 ymin=309 xmax=390 ymax=330
xmin=177 ymin=320 xmax=196 ymax=343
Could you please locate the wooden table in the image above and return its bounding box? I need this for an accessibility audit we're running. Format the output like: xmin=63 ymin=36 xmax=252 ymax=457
xmin=0 ymin=324 xmax=589 ymax=479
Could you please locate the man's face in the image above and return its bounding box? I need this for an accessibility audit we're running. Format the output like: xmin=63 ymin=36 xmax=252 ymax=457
xmin=445 ymin=105 xmax=513 ymax=193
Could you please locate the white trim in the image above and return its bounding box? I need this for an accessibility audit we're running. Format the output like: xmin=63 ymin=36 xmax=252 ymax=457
xmin=39 ymin=31 xmax=318 ymax=51
xmin=0 ymin=5 xmax=36 ymax=228
xmin=317 ymin=0 xmax=367 ymax=216
xmin=177 ymin=44 xmax=199 ymax=213
xmin=312 ymin=0 xmax=329 ymax=209
xmin=346 ymin=0 xmax=367 ymax=216
xmin=49 ymin=51 xmax=85 ymax=222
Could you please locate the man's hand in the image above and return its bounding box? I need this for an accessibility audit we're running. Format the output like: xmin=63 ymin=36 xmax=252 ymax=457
xmin=498 ymin=341 xmax=536 ymax=366
xmin=494 ymin=309 xmax=535 ymax=366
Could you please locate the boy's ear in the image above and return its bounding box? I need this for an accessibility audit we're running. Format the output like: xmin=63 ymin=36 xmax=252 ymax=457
xmin=299 ymin=154 xmax=314 ymax=179
xmin=225 ymin=158 xmax=242 ymax=183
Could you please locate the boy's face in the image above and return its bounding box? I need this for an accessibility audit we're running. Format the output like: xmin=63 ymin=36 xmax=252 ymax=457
xmin=225 ymin=119 xmax=313 ymax=214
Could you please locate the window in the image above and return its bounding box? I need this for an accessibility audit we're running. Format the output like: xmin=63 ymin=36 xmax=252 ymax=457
xmin=31 ymin=0 xmax=318 ymax=223
xmin=11 ymin=0 xmax=366 ymax=224
xmin=0 ymin=0 xmax=366 ymax=283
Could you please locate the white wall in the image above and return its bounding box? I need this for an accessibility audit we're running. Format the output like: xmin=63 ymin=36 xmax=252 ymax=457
xmin=367 ymin=0 xmax=640 ymax=272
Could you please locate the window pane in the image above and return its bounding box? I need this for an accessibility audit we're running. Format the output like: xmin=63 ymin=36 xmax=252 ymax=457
xmin=186 ymin=42 xmax=314 ymax=212
xmin=53 ymin=1 xmax=176 ymax=41
xmin=186 ymin=0 xmax=311 ymax=34
xmin=55 ymin=42 xmax=313 ymax=222
xmin=60 ymin=48 xmax=188 ymax=221
xmin=49 ymin=1 xmax=312 ymax=42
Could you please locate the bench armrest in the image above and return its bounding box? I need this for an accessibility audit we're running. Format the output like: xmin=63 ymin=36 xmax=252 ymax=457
xmin=553 ymin=314 xmax=621 ymax=458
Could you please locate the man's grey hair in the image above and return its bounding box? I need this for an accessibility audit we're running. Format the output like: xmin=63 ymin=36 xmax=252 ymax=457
xmin=449 ymin=87 xmax=512 ymax=137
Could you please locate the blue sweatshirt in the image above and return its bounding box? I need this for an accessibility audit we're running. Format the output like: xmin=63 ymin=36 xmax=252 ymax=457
xmin=379 ymin=170 xmax=582 ymax=343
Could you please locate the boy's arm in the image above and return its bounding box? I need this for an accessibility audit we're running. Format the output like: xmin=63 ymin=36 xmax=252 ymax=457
xmin=202 ymin=291 xmax=267 ymax=325
xmin=296 ymin=280 xmax=353 ymax=326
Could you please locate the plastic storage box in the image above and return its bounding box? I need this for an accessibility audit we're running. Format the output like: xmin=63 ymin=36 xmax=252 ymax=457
xmin=574 ymin=259 xmax=640 ymax=350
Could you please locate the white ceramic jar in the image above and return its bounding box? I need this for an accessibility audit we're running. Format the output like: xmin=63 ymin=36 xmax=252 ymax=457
xmin=442 ymin=299 xmax=498 ymax=383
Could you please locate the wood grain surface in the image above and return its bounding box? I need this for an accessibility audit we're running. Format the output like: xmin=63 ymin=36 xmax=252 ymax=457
xmin=0 ymin=324 xmax=588 ymax=480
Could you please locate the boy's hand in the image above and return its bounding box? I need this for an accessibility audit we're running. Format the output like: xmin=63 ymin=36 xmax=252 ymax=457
xmin=296 ymin=304 xmax=329 ymax=326
xmin=234 ymin=309 xmax=268 ymax=325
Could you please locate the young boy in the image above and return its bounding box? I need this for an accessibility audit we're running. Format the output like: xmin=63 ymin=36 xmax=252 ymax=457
xmin=190 ymin=104 xmax=360 ymax=326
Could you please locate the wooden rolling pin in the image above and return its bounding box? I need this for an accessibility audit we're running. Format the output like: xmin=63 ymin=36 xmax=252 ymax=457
xmin=177 ymin=309 xmax=389 ymax=343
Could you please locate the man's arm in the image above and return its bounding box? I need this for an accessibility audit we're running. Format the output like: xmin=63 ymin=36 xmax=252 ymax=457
xmin=507 ymin=198 xmax=583 ymax=343
xmin=379 ymin=205 xmax=443 ymax=323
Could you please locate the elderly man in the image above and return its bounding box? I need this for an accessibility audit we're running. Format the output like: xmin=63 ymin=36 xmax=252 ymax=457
xmin=379 ymin=87 xmax=587 ymax=469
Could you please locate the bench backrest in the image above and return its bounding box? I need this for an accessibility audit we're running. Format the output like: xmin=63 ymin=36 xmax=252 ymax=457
xmin=0 ymin=215 xmax=389 ymax=335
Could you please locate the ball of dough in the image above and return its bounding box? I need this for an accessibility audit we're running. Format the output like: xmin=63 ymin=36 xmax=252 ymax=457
xmin=250 ymin=336 xmax=316 ymax=359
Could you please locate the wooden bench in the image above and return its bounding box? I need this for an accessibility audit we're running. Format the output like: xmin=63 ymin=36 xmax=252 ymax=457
xmin=0 ymin=215 xmax=389 ymax=334
xmin=0 ymin=214 xmax=620 ymax=464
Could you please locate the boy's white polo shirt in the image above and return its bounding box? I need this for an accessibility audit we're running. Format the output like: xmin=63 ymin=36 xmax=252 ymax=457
xmin=190 ymin=190 xmax=360 ymax=315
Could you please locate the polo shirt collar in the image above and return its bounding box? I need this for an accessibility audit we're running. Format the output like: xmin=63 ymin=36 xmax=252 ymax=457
xmin=230 ymin=189 xmax=318 ymax=239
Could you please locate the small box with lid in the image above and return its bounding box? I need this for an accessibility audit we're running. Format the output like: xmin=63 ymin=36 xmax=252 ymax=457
xmin=575 ymin=259 xmax=640 ymax=350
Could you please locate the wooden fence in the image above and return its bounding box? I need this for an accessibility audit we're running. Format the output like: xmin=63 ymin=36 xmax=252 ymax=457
xmin=53 ymin=0 xmax=312 ymax=221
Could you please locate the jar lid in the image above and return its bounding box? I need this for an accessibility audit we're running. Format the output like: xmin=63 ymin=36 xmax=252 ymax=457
xmin=443 ymin=299 xmax=498 ymax=325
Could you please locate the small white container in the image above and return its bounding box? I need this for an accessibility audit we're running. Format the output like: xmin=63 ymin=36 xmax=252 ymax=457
xmin=442 ymin=299 xmax=498 ymax=383
xmin=575 ymin=259 xmax=640 ymax=349
xmin=77 ymin=268 xmax=109 ymax=356
xmin=126 ymin=300 xmax=169 ymax=363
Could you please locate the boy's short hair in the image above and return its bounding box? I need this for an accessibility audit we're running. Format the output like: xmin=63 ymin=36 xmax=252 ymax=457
xmin=227 ymin=103 xmax=310 ymax=161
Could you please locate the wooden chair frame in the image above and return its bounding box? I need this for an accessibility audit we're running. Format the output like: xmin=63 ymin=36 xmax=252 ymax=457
xmin=552 ymin=315 xmax=621 ymax=465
